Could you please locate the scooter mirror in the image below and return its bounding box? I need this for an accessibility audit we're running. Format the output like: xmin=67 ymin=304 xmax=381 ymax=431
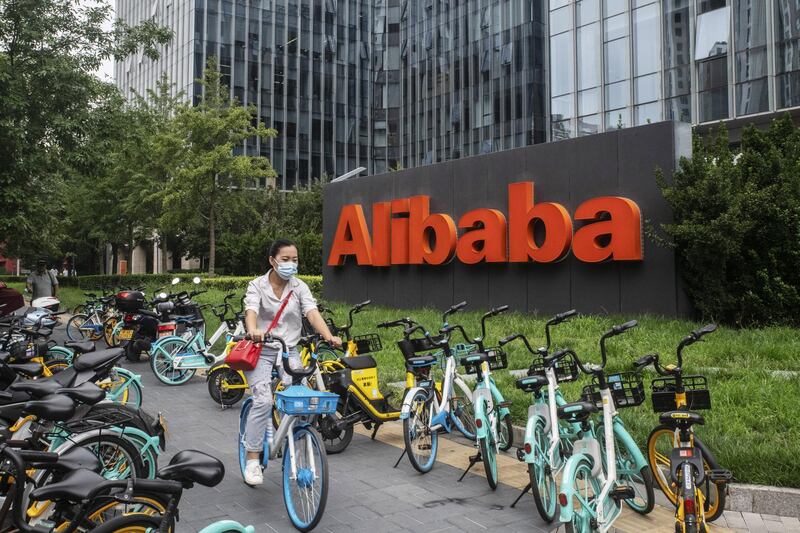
xmin=192 ymin=276 xmax=201 ymax=284
xmin=171 ymin=277 xmax=181 ymax=285
xmin=158 ymin=292 xmax=168 ymax=299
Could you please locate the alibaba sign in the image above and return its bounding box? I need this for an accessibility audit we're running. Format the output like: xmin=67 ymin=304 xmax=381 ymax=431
xmin=328 ymin=182 xmax=643 ymax=266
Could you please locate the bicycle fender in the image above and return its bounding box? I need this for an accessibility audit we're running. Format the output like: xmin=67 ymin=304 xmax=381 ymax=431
xmin=474 ymin=394 xmax=489 ymax=440
xmin=150 ymin=335 xmax=186 ymax=352
xmin=523 ymin=414 xmax=547 ymax=463
xmin=206 ymin=363 xmax=231 ymax=381
xmin=557 ymin=454 xmax=593 ymax=523
xmin=198 ymin=520 xmax=255 ymax=533
xmin=612 ymin=418 xmax=649 ymax=471
xmin=46 ymin=346 xmax=73 ymax=360
xmin=399 ymin=386 xmax=428 ymax=420
xmin=489 ymin=379 xmax=511 ymax=419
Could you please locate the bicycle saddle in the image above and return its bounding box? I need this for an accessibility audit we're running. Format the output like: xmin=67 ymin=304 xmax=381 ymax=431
xmin=64 ymin=340 xmax=95 ymax=354
xmin=73 ymin=347 xmax=123 ymax=372
xmin=9 ymin=379 xmax=62 ymax=398
xmin=557 ymin=401 xmax=598 ymax=422
xmin=659 ymin=410 xmax=704 ymax=427
xmin=340 ymin=355 xmax=377 ymax=370
xmin=57 ymin=382 xmax=106 ymax=405
xmin=405 ymin=355 xmax=438 ymax=368
xmin=29 ymin=468 xmax=105 ymax=502
xmin=34 ymin=446 xmax=103 ymax=474
xmin=157 ymin=450 xmax=225 ymax=488
xmin=7 ymin=362 xmax=44 ymax=378
xmin=23 ymin=393 xmax=76 ymax=421
xmin=515 ymin=375 xmax=548 ymax=393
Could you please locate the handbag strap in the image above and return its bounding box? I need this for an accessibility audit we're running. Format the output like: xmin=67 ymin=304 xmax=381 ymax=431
xmin=266 ymin=290 xmax=294 ymax=334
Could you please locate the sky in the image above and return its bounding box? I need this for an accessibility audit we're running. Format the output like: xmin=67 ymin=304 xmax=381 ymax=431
xmin=96 ymin=1 xmax=116 ymax=83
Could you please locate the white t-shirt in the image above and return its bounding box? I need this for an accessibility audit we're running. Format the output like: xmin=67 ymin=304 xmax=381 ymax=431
xmin=243 ymin=270 xmax=317 ymax=349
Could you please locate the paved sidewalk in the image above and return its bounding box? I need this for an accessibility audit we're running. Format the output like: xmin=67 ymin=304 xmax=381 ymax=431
xmin=131 ymin=364 xmax=796 ymax=532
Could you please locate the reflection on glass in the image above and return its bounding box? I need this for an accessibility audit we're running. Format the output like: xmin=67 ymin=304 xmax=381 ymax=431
xmin=577 ymin=0 xmax=600 ymax=26
xmin=604 ymin=0 xmax=627 ymax=18
xmin=604 ymin=37 xmax=629 ymax=83
xmin=551 ymin=94 xmax=574 ymax=120
xmin=698 ymin=56 xmax=728 ymax=91
xmin=666 ymin=95 xmax=692 ymax=122
xmin=665 ymin=66 xmax=691 ymax=96
xmin=578 ymin=23 xmax=600 ymax=90
xmin=736 ymin=79 xmax=769 ymax=115
xmin=552 ymin=119 xmax=573 ymax=140
xmin=635 ymin=73 xmax=661 ymax=103
xmin=664 ymin=0 xmax=691 ymax=69
xmin=605 ymin=108 xmax=630 ymax=129
xmin=551 ymin=31 xmax=575 ymax=96
xmin=579 ymin=88 xmax=600 ymax=116
xmin=578 ymin=114 xmax=600 ymax=135
xmin=734 ymin=0 xmax=766 ymax=51
xmin=699 ymin=87 xmax=729 ymax=121
xmin=551 ymin=6 xmax=572 ymax=35
xmin=777 ymin=72 xmax=800 ymax=108
xmin=635 ymin=101 xmax=661 ymax=125
xmin=606 ymin=80 xmax=630 ymax=109
xmin=695 ymin=7 xmax=730 ymax=60
xmin=634 ymin=4 xmax=660 ymax=75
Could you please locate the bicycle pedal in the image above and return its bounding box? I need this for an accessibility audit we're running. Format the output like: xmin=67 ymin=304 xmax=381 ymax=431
xmin=610 ymin=485 xmax=635 ymax=501
xmin=708 ymin=469 xmax=733 ymax=482
xmin=515 ymin=448 xmax=526 ymax=462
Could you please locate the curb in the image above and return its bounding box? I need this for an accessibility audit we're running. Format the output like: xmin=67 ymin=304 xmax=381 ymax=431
xmin=508 ymin=424 xmax=799 ymax=517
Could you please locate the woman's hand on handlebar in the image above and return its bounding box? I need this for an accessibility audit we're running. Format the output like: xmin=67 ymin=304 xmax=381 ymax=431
xmin=325 ymin=335 xmax=343 ymax=349
xmin=248 ymin=329 xmax=265 ymax=342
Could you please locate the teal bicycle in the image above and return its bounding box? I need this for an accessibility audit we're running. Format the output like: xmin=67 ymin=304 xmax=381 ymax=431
xmin=502 ymin=309 xmax=584 ymax=522
xmin=555 ymin=321 xmax=654 ymax=532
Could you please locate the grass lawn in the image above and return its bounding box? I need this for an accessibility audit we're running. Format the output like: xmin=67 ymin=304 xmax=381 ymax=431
xmin=12 ymin=283 xmax=799 ymax=488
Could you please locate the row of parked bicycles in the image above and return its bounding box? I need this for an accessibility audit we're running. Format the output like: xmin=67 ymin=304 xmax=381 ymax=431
xmin=62 ymin=280 xmax=732 ymax=533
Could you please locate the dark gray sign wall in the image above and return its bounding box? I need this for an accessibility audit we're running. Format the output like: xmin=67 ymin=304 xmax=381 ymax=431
xmin=322 ymin=121 xmax=692 ymax=317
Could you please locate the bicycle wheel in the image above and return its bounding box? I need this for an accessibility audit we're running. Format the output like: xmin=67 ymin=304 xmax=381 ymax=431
xmin=208 ymin=366 xmax=246 ymax=407
xmin=450 ymin=379 xmax=476 ymax=440
xmin=529 ymin=418 xmax=558 ymax=522
xmin=63 ymin=433 xmax=146 ymax=480
xmin=316 ymin=345 xmax=341 ymax=362
xmin=563 ymin=458 xmax=603 ymax=533
xmin=480 ymin=434 xmax=498 ymax=490
xmin=71 ymin=304 xmax=86 ymax=315
xmin=44 ymin=357 xmax=69 ymax=375
xmin=98 ymin=368 xmax=143 ymax=408
xmin=104 ymin=316 xmax=120 ymax=347
xmin=403 ymin=388 xmax=438 ymax=473
xmin=81 ymin=513 xmax=166 ymax=533
xmin=282 ymin=425 xmax=329 ymax=532
xmin=497 ymin=412 xmax=514 ymax=451
xmin=150 ymin=338 xmax=196 ymax=385
xmin=66 ymin=314 xmax=90 ymax=341
xmin=315 ymin=411 xmax=354 ymax=454
xmin=597 ymin=424 xmax=654 ymax=514
xmin=647 ymin=425 xmax=726 ymax=521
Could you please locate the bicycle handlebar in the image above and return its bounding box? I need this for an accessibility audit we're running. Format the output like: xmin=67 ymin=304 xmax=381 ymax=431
xmin=442 ymin=301 xmax=467 ymax=324
xmin=477 ymin=304 xmax=509 ymax=348
xmin=544 ymin=309 xmax=578 ymax=350
xmin=377 ymin=318 xmax=414 ymax=329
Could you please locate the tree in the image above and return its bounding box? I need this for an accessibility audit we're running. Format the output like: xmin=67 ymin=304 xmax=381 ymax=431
xmin=0 ymin=0 xmax=171 ymax=256
xmin=161 ymin=57 xmax=276 ymax=274
xmin=658 ymin=116 xmax=800 ymax=327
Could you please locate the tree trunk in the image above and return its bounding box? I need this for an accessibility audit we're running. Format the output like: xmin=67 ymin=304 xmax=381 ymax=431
xmin=160 ymin=235 xmax=169 ymax=274
xmin=208 ymin=203 xmax=216 ymax=275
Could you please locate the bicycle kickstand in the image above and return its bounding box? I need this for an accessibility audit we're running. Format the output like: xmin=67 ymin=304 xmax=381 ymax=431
xmin=371 ymin=423 xmax=381 ymax=440
xmin=393 ymin=448 xmax=407 ymax=469
xmin=510 ymin=482 xmax=532 ymax=508
xmin=457 ymin=452 xmax=482 ymax=482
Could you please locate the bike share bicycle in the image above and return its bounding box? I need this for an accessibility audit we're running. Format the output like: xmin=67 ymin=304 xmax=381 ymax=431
xmin=635 ymin=324 xmax=731 ymax=532
xmin=554 ymin=320 xmax=654 ymax=533
xmin=237 ymin=333 xmax=338 ymax=531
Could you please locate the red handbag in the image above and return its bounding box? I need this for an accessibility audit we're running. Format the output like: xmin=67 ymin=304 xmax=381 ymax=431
xmin=226 ymin=290 xmax=294 ymax=371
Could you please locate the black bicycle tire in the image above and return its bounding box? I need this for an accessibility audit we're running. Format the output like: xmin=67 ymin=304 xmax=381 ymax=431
xmin=207 ymin=367 xmax=246 ymax=407
xmin=498 ymin=412 xmax=514 ymax=451
xmin=62 ymin=432 xmax=147 ymax=480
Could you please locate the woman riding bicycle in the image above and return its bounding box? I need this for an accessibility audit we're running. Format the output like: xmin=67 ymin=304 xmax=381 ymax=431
xmin=241 ymin=238 xmax=342 ymax=486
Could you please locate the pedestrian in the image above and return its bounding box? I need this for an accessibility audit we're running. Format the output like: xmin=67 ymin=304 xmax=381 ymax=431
xmin=241 ymin=238 xmax=342 ymax=486
xmin=26 ymin=260 xmax=58 ymax=303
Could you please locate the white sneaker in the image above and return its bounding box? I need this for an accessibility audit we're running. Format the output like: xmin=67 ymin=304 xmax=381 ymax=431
xmin=244 ymin=460 xmax=263 ymax=486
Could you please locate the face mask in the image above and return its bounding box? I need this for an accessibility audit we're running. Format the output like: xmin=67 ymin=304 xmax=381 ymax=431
xmin=274 ymin=261 xmax=298 ymax=280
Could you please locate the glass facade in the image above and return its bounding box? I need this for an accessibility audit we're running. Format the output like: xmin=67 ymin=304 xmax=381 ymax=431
xmin=550 ymin=0 xmax=800 ymax=140
xmin=397 ymin=1 xmax=547 ymax=166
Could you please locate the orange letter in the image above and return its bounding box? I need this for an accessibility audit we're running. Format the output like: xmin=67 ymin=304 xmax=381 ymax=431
xmin=573 ymin=197 xmax=643 ymax=262
xmin=508 ymin=182 xmax=573 ymax=263
xmin=456 ymin=209 xmax=508 ymax=264
xmin=372 ymin=202 xmax=391 ymax=267
xmin=327 ymin=204 xmax=373 ymax=266
xmin=408 ymin=196 xmax=457 ymax=265
xmin=391 ymin=199 xmax=410 ymax=265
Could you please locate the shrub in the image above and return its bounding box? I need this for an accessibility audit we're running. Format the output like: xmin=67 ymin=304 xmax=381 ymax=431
xmin=658 ymin=116 xmax=800 ymax=327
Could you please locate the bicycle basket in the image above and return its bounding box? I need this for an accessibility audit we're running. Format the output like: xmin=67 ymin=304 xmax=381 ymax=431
xmin=275 ymin=386 xmax=339 ymax=416
xmin=460 ymin=347 xmax=508 ymax=375
xmin=353 ymin=333 xmax=382 ymax=354
xmin=528 ymin=355 xmax=579 ymax=383
xmin=651 ymin=375 xmax=711 ymax=412
xmin=581 ymin=372 xmax=645 ymax=409
xmin=397 ymin=335 xmax=446 ymax=360
xmin=451 ymin=342 xmax=478 ymax=358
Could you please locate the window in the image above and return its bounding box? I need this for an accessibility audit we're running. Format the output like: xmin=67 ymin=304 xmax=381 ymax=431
xmin=550 ymin=6 xmax=572 ymax=35
xmin=634 ymin=4 xmax=660 ymax=76
xmin=604 ymin=37 xmax=629 ymax=83
xmin=695 ymin=7 xmax=730 ymax=60
xmin=577 ymin=0 xmax=599 ymax=26
xmin=635 ymin=72 xmax=661 ymax=103
xmin=605 ymin=80 xmax=630 ymax=109
xmin=734 ymin=0 xmax=767 ymax=115
xmin=579 ymin=88 xmax=600 ymax=116
xmin=605 ymin=108 xmax=630 ymax=129
xmin=604 ymin=13 xmax=628 ymax=41
xmin=635 ymin=101 xmax=661 ymax=125
xmin=578 ymin=23 xmax=600 ymax=89
xmin=551 ymin=31 xmax=575 ymax=96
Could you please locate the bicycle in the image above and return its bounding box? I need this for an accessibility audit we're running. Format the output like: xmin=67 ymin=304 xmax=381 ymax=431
xmin=634 ymin=324 xmax=731 ymax=528
xmin=503 ymin=309 xmax=584 ymax=522
xmin=392 ymin=305 xmax=478 ymax=474
xmin=237 ymin=333 xmax=338 ymax=532
xmin=65 ymin=295 xmax=116 ymax=342
xmin=555 ymin=320 xmax=655 ymax=532
xmin=150 ymin=294 xmax=245 ymax=385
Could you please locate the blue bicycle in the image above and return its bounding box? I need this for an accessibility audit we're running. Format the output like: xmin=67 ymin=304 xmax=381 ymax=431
xmin=237 ymin=334 xmax=338 ymax=532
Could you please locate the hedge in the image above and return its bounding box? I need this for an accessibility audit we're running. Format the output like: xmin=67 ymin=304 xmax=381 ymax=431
xmin=0 ymin=274 xmax=323 ymax=298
